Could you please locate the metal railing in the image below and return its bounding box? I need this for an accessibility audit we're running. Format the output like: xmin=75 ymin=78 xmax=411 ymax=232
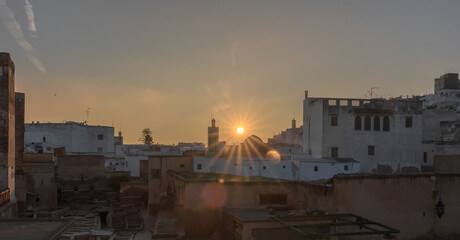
xmin=0 ymin=189 xmax=10 ymax=207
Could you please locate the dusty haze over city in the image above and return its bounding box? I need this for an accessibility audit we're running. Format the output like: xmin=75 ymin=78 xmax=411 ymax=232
xmin=2 ymin=0 xmax=460 ymax=144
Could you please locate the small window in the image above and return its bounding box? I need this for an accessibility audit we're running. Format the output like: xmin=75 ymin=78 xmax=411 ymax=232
xmin=331 ymin=114 xmax=338 ymax=126
xmin=423 ymin=152 xmax=427 ymax=163
xmin=374 ymin=116 xmax=380 ymax=131
xmin=364 ymin=116 xmax=371 ymax=131
xmin=314 ymin=166 xmax=318 ymax=172
xmin=98 ymin=147 xmax=103 ymax=153
xmin=344 ymin=165 xmax=349 ymax=171
xmin=180 ymin=164 xmax=185 ymax=168
xmin=406 ymin=117 xmax=413 ymax=128
xmin=383 ymin=116 xmax=390 ymax=131
xmin=282 ymin=165 xmax=286 ymax=169
xmin=249 ymin=166 xmax=253 ymax=170
xmin=355 ymin=116 xmax=361 ymax=130
xmin=263 ymin=166 xmax=266 ymax=170
xmin=368 ymin=146 xmax=375 ymax=156
xmin=197 ymin=164 xmax=202 ymax=170
xmin=98 ymin=134 xmax=104 ymax=140
xmin=340 ymin=100 xmax=348 ymax=106
xmin=331 ymin=147 xmax=338 ymax=158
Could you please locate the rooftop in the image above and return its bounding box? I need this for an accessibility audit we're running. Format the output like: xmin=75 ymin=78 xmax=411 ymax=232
xmin=0 ymin=218 xmax=75 ymax=240
xmin=169 ymin=171 xmax=289 ymax=183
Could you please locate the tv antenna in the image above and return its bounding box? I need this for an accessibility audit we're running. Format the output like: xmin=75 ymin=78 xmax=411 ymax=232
xmin=369 ymin=87 xmax=381 ymax=99
xmin=86 ymin=107 xmax=92 ymax=124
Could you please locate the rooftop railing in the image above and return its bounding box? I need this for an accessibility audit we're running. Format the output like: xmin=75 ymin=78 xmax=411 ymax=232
xmin=0 ymin=189 xmax=10 ymax=207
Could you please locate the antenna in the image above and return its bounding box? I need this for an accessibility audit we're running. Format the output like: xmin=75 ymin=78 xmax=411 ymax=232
xmin=86 ymin=107 xmax=91 ymax=124
xmin=369 ymin=87 xmax=381 ymax=99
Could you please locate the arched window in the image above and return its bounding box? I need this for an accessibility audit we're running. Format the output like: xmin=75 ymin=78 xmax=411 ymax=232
xmin=354 ymin=116 xmax=361 ymax=130
xmin=374 ymin=116 xmax=380 ymax=131
xmin=383 ymin=116 xmax=390 ymax=131
xmin=364 ymin=116 xmax=371 ymax=131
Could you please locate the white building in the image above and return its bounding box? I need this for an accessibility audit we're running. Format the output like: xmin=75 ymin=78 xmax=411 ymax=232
xmin=25 ymin=121 xmax=115 ymax=155
xmin=193 ymin=154 xmax=359 ymax=181
xmin=302 ymin=91 xmax=423 ymax=173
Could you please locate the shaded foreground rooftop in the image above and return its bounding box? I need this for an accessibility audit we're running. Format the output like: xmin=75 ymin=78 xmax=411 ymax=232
xmin=0 ymin=218 xmax=75 ymax=240
xmin=169 ymin=171 xmax=289 ymax=183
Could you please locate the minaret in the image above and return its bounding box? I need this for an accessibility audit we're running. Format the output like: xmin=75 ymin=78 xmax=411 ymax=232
xmin=0 ymin=52 xmax=15 ymax=200
xmin=208 ymin=119 xmax=219 ymax=153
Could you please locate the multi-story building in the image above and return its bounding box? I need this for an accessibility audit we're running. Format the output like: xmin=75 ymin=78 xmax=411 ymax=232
xmin=302 ymin=91 xmax=423 ymax=173
xmin=24 ymin=121 xmax=115 ymax=155
xmin=434 ymin=73 xmax=460 ymax=94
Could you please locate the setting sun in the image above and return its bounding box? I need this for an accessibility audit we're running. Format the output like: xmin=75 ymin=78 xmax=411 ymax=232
xmin=237 ymin=126 xmax=244 ymax=134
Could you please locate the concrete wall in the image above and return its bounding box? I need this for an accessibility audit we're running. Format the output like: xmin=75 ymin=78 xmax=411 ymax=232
xmin=126 ymin=155 xmax=148 ymax=177
xmin=21 ymin=154 xmax=57 ymax=210
xmin=0 ymin=53 xmax=15 ymax=200
xmin=25 ymin=122 xmax=114 ymax=154
xmin=56 ymin=155 xmax=105 ymax=182
xmin=303 ymin=98 xmax=324 ymax=156
xmin=194 ymin=156 xmax=360 ymax=181
xmin=422 ymin=109 xmax=457 ymax=141
xmin=147 ymin=155 xmax=193 ymax=213
xmin=302 ymin=174 xmax=460 ymax=240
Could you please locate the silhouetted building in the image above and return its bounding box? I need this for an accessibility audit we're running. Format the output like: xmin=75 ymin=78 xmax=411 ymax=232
xmin=0 ymin=52 xmax=15 ymax=200
xmin=435 ymin=73 xmax=459 ymax=94
xmin=207 ymin=118 xmax=219 ymax=153
xmin=15 ymin=92 xmax=24 ymax=168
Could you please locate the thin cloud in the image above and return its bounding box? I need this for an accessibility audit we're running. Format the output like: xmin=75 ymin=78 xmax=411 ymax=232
xmin=0 ymin=0 xmax=46 ymax=74
xmin=24 ymin=0 xmax=37 ymax=36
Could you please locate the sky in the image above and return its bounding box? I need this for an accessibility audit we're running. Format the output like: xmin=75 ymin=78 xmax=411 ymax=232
xmin=2 ymin=0 xmax=460 ymax=144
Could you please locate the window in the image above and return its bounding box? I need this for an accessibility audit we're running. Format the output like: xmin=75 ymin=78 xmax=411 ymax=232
xmin=98 ymin=134 xmax=104 ymax=140
xmin=331 ymin=114 xmax=338 ymax=126
xmin=331 ymin=147 xmax=338 ymax=158
xmin=406 ymin=117 xmax=413 ymax=128
xmin=197 ymin=164 xmax=202 ymax=170
xmin=364 ymin=116 xmax=371 ymax=131
xmin=314 ymin=166 xmax=318 ymax=172
xmin=423 ymin=152 xmax=427 ymax=163
xmin=368 ymin=146 xmax=375 ymax=156
xmin=263 ymin=166 xmax=266 ymax=170
xmin=180 ymin=164 xmax=185 ymax=168
xmin=249 ymin=166 xmax=253 ymax=170
xmin=374 ymin=116 xmax=380 ymax=131
xmin=383 ymin=116 xmax=390 ymax=131
xmin=282 ymin=165 xmax=286 ymax=169
xmin=259 ymin=194 xmax=288 ymax=205
xmin=98 ymin=147 xmax=103 ymax=153
xmin=354 ymin=116 xmax=361 ymax=130
xmin=344 ymin=165 xmax=349 ymax=171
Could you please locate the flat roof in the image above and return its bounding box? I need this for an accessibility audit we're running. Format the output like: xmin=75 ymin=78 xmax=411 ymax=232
xmin=169 ymin=171 xmax=289 ymax=183
xmin=0 ymin=218 xmax=75 ymax=240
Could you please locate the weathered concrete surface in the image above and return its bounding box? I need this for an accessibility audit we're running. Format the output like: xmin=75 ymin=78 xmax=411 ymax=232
xmin=301 ymin=174 xmax=460 ymax=240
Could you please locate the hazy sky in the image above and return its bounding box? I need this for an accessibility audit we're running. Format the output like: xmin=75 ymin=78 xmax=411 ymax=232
xmin=2 ymin=0 xmax=460 ymax=144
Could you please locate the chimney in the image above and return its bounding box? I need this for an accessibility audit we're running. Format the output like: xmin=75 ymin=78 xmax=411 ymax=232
xmin=305 ymin=90 xmax=309 ymax=99
xmin=292 ymin=119 xmax=296 ymax=129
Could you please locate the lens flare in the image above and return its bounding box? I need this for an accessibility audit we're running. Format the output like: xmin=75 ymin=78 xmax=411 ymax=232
xmin=237 ymin=126 xmax=244 ymax=134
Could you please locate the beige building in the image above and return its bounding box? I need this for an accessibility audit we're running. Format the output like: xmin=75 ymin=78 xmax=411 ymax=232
xmin=166 ymin=171 xmax=295 ymax=238
xmin=147 ymin=155 xmax=194 ymax=214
